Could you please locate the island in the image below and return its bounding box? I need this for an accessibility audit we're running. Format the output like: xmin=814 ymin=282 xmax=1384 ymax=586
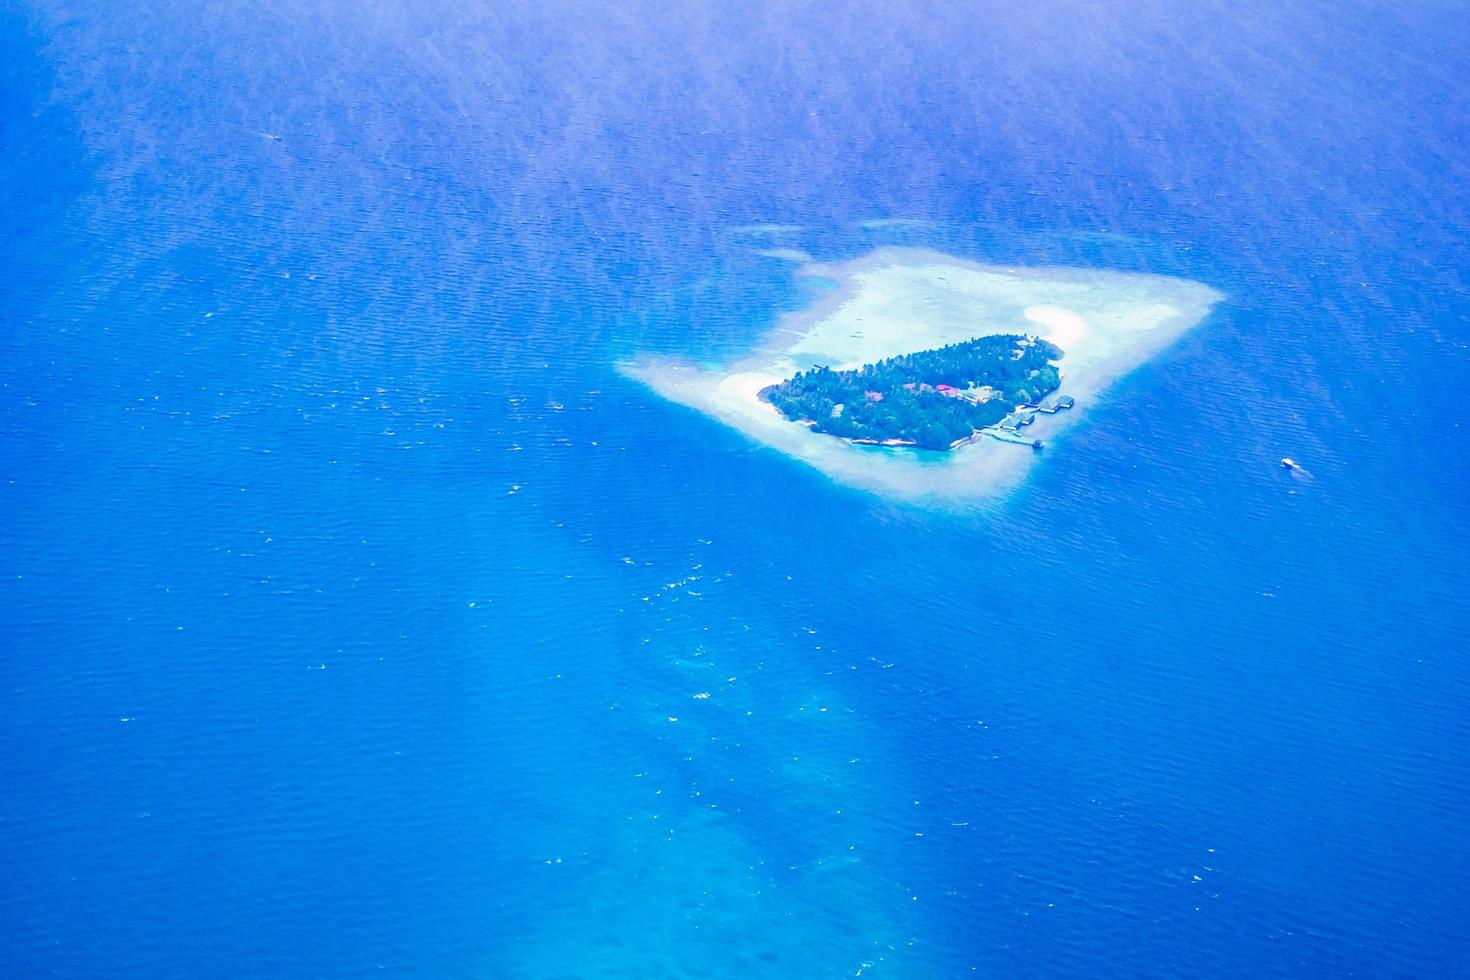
xmin=620 ymin=245 xmax=1222 ymax=506
xmin=758 ymin=335 xmax=1062 ymax=450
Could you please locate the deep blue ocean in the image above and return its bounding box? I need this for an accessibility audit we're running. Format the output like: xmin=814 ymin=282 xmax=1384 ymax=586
xmin=3 ymin=2 xmax=1468 ymax=976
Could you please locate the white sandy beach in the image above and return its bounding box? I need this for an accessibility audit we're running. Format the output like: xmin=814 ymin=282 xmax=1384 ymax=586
xmin=622 ymin=247 xmax=1222 ymax=505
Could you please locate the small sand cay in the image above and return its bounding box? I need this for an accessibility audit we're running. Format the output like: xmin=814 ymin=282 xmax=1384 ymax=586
xmin=621 ymin=247 xmax=1222 ymax=506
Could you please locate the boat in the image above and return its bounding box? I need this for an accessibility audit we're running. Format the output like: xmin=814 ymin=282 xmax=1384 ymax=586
xmin=1281 ymin=457 xmax=1297 ymax=469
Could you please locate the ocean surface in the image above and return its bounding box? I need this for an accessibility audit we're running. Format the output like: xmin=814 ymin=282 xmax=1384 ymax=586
xmin=3 ymin=2 xmax=1468 ymax=976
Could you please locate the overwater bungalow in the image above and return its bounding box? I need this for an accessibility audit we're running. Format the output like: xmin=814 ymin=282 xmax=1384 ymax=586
xmin=1036 ymin=394 xmax=1077 ymax=413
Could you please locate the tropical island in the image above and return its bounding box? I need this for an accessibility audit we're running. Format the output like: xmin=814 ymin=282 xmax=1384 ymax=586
xmin=621 ymin=246 xmax=1222 ymax=506
xmin=758 ymin=334 xmax=1063 ymax=450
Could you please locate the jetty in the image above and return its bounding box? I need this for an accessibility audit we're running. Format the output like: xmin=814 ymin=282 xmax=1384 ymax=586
xmin=970 ymin=426 xmax=1040 ymax=446
xmin=968 ymin=394 xmax=1078 ymax=450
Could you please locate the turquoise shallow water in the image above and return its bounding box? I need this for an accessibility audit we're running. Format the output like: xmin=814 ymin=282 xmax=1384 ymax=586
xmin=2 ymin=1 xmax=1468 ymax=976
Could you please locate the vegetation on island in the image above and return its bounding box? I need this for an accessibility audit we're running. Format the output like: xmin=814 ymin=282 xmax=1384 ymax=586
xmin=758 ymin=334 xmax=1063 ymax=450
